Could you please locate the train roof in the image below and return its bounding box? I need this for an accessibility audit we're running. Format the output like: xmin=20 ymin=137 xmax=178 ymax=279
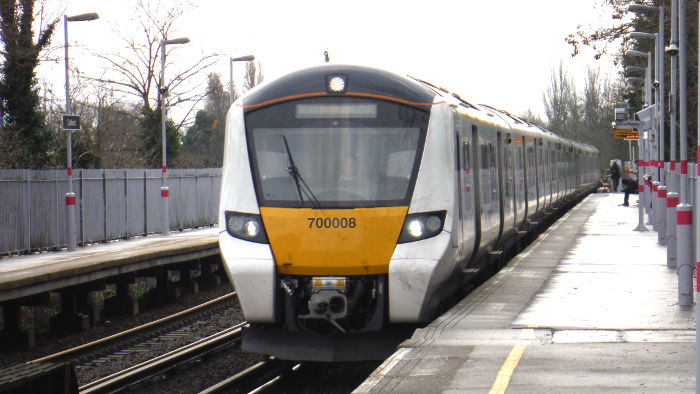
xmin=236 ymin=64 xmax=598 ymax=155
xmin=240 ymin=64 xmax=437 ymax=110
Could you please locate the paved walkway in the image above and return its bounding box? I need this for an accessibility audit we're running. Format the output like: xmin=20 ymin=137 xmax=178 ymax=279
xmin=356 ymin=193 xmax=695 ymax=393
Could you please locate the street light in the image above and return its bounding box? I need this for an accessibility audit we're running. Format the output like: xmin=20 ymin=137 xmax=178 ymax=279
xmin=229 ymin=55 xmax=255 ymax=105
xmin=159 ymin=36 xmax=190 ymax=236
xmin=629 ymin=5 xmax=665 ymax=190
xmin=63 ymin=12 xmax=99 ymax=251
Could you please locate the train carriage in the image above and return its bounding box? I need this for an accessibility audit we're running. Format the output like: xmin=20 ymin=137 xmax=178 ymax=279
xmin=218 ymin=64 xmax=599 ymax=361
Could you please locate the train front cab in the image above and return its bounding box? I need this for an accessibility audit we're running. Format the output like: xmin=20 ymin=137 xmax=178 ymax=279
xmin=219 ymin=66 xmax=463 ymax=360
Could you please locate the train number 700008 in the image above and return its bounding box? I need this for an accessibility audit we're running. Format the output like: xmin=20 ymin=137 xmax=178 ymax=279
xmin=307 ymin=217 xmax=357 ymax=229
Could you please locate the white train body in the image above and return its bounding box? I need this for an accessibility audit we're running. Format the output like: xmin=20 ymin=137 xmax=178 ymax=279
xmin=218 ymin=65 xmax=599 ymax=360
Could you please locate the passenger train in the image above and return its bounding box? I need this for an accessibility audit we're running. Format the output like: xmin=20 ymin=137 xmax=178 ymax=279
xmin=218 ymin=65 xmax=600 ymax=361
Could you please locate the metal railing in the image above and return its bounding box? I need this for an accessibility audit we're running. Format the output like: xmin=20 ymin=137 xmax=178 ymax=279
xmin=0 ymin=168 xmax=221 ymax=256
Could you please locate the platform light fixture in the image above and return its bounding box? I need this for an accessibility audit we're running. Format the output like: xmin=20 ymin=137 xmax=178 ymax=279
xmin=63 ymin=12 xmax=99 ymax=251
xmin=159 ymin=36 xmax=190 ymax=236
xmin=229 ymin=55 xmax=255 ymax=104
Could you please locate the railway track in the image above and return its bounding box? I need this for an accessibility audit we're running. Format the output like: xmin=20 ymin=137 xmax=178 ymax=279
xmin=200 ymin=358 xmax=301 ymax=394
xmin=79 ymin=322 xmax=246 ymax=393
xmin=28 ymin=292 xmax=238 ymax=366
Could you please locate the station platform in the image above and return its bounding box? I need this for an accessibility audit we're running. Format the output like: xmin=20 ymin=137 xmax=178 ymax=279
xmin=356 ymin=193 xmax=696 ymax=393
xmin=0 ymin=227 xmax=219 ymax=303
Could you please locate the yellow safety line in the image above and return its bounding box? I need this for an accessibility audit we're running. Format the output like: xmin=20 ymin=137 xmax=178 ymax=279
xmin=489 ymin=344 xmax=527 ymax=394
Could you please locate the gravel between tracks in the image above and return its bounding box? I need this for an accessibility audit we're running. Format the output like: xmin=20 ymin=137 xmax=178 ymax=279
xmin=0 ymin=283 xmax=238 ymax=370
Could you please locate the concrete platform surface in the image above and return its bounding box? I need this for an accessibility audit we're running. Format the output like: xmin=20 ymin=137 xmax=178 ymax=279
xmin=355 ymin=193 xmax=696 ymax=393
xmin=0 ymin=227 xmax=219 ymax=302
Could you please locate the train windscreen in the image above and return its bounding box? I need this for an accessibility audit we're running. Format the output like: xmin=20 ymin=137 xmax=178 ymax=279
xmin=245 ymin=97 xmax=429 ymax=208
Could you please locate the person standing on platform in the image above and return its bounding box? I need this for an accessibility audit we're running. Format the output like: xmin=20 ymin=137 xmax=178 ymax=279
xmin=610 ymin=161 xmax=621 ymax=192
xmin=620 ymin=177 xmax=638 ymax=206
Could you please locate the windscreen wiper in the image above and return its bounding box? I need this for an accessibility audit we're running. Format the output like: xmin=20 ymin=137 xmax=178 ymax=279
xmin=282 ymin=135 xmax=322 ymax=208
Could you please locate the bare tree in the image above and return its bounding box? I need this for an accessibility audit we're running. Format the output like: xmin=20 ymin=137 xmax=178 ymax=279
xmin=92 ymin=0 xmax=217 ymax=128
xmin=243 ymin=60 xmax=264 ymax=93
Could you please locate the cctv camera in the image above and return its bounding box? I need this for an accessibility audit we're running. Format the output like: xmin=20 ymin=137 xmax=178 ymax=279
xmin=666 ymin=43 xmax=679 ymax=56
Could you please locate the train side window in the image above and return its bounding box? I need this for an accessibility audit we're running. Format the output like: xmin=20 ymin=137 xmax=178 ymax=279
xmin=463 ymin=142 xmax=470 ymax=171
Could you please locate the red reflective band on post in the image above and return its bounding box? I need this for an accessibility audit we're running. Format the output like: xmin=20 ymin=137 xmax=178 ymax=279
xmin=659 ymin=189 xmax=667 ymax=198
xmin=651 ymin=160 xmax=657 ymax=167
xmin=677 ymin=210 xmax=693 ymax=225
xmin=697 ymin=263 xmax=700 ymax=292
xmin=659 ymin=161 xmax=664 ymax=168
xmin=681 ymin=160 xmax=688 ymax=174
xmin=65 ymin=196 xmax=75 ymax=206
xmin=667 ymin=197 xmax=679 ymax=208
xmin=671 ymin=161 xmax=676 ymax=171
xmin=652 ymin=184 xmax=658 ymax=192
xmin=161 ymin=189 xmax=169 ymax=198
xmin=638 ymin=185 xmax=644 ymax=192
xmin=67 ymin=168 xmax=72 ymax=176
xmin=162 ymin=166 xmax=167 ymax=174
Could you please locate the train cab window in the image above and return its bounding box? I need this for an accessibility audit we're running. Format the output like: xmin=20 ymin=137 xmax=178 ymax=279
xmin=244 ymin=97 xmax=429 ymax=208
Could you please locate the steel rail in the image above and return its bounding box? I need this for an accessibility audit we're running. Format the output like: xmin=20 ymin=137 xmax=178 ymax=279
xmin=199 ymin=358 xmax=302 ymax=394
xmin=79 ymin=322 xmax=247 ymax=393
xmin=28 ymin=291 xmax=236 ymax=364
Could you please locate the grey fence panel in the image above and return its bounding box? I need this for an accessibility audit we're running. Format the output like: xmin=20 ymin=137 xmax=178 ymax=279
xmin=79 ymin=169 xmax=107 ymax=244
xmin=0 ymin=170 xmax=27 ymax=252
xmin=105 ymin=169 xmax=127 ymax=239
xmin=174 ymin=169 xmax=199 ymax=230
xmin=168 ymin=171 xmax=184 ymax=230
xmin=30 ymin=170 xmax=61 ymax=250
xmin=126 ymin=169 xmax=147 ymax=236
xmin=0 ymin=168 xmax=222 ymax=255
xmin=196 ymin=170 xmax=214 ymax=225
xmin=145 ymin=169 xmax=164 ymax=234
xmin=211 ymin=170 xmax=222 ymax=224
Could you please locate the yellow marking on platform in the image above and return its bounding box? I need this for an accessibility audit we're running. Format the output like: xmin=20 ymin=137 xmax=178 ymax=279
xmin=489 ymin=344 xmax=527 ymax=394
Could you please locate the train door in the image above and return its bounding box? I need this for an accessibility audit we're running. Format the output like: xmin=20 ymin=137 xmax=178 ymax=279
xmin=454 ymin=131 xmax=463 ymax=258
xmin=496 ymin=131 xmax=505 ymax=245
xmin=504 ymin=134 xmax=516 ymax=231
xmin=525 ymin=138 xmax=536 ymax=218
xmin=468 ymin=125 xmax=482 ymax=264
xmin=515 ymin=135 xmax=526 ymax=228
xmin=545 ymin=140 xmax=552 ymax=209
xmin=537 ymin=139 xmax=545 ymax=213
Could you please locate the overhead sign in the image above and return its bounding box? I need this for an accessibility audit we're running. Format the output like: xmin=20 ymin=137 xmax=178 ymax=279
xmin=614 ymin=129 xmax=639 ymax=140
xmin=62 ymin=114 xmax=81 ymax=130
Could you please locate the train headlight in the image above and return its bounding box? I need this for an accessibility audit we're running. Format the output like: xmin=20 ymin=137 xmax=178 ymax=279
xmin=225 ymin=211 xmax=268 ymax=243
xmin=398 ymin=211 xmax=446 ymax=243
xmin=326 ymin=74 xmax=347 ymax=94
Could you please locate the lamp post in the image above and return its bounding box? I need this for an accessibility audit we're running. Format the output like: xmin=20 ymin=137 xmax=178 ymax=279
xmin=630 ymin=32 xmax=663 ymax=183
xmin=667 ymin=0 xmax=679 ymax=195
xmin=63 ymin=12 xmax=99 ymax=251
xmin=229 ymin=55 xmax=255 ymax=105
xmin=159 ymin=37 xmax=189 ymax=236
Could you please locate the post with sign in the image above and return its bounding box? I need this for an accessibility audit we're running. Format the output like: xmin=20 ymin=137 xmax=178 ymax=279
xmin=62 ymin=114 xmax=81 ymax=252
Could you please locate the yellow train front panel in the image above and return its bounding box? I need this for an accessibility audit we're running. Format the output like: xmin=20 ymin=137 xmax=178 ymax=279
xmin=260 ymin=206 xmax=408 ymax=276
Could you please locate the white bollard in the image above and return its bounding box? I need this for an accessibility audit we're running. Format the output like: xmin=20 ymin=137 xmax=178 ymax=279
xmin=657 ymin=186 xmax=667 ymax=245
xmin=634 ymin=179 xmax=648 ymax=232
xmin=667 ymin=192 xmax=679 ymax=267
xmin=160 ymin=186 xmax=170 ymax=236
xmin=65 ymin=192 xmax=77 ymax=251
xmin=676 ymin=203 xmax=693 ymax=306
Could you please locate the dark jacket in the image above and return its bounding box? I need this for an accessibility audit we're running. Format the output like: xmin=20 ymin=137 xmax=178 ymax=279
xmin=621 ymin=178 xmax=638 ymax=194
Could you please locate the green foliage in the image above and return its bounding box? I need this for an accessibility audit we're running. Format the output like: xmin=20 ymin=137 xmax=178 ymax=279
xmin=0 ymin=0 xmax=59 ymax=169
xmin=568 ymin=0 xmax=699 ymax=161
xmin=136 ymin=106 xmax=182 ymax=168
xmin=180 ymin=73 xmax=229 ymax=167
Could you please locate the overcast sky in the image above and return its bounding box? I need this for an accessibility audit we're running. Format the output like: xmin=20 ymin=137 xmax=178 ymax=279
xmin=40 ymin=0 xmax=620 ymax=123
